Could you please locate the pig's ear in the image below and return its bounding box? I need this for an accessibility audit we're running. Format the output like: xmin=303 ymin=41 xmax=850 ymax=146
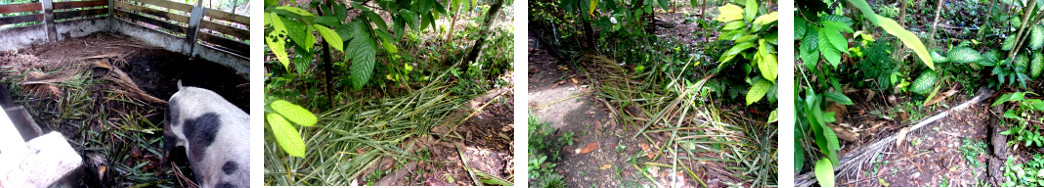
xmin=177 ymin=80 xmax=184 ymax=91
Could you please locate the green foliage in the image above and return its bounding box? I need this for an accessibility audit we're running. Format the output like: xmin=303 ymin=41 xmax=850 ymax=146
xmin=1032 ymin=24 xmax=1044 ymax=50
xmin=857 ymin=40 xmax=901 ymax=91
xmin=947 ymin=47 xmax=983 ymax=64
xmin=959 ymin=138 xmax=987 ymax=169
xmin=714 ymin=3 xmax=779 ymax=107
xmin=910 ymin=70 xmax=938 ymax=95
xmin=993 ymin=92 xmax=1044 ymax=148
xmin=529 ymin=116 xmax=566 ymax=186
xmin=1032 ymin=53 xmax=1043 ymax=79
xmin=264 ymin=98 xmax=318 ymax=158
xmin=264 ymin=0 xmax=443 ymax=90
xmin=814 ymin=158 xmax=836 ymax=187
xmin=847 ymin=0 xmax=935 ymax=70
xmin=1003 ymin=154 xmax=1044 ymax=186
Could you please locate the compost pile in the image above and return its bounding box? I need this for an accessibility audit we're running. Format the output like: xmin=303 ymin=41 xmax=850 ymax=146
xmin=0 ymin=33 xmax=248 ymax=187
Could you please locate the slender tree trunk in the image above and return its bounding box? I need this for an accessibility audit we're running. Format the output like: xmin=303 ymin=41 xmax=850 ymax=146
xmin=928 ymin=0 xmax=945 ymax=44
xmin=898 ymin=0 xmax=908 ymax=26
xmin=444 ymin=6 xmax=459 ymax=42
xmin=319 ymin=0 xmax=335 ymax=108
xmin=463 ymin=0 xmax=505 ymax=65
xmin=976 ymin=0 xmax=998 ymax=40
xmin=1009 ymin=0 xmax=1038 ymax=60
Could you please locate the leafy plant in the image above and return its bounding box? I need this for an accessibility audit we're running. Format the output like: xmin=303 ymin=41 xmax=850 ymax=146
xmin=1003 ymin=154 xmax=1044 ymax=186
xmin=264 ymin=98 xmax=319 ymax=157
xmin=714 ymin=1 xmax=779 ymax=107
xmin=264 ymin=0 xmax=443 ymax=90
xmin=993 ymin=92 xmax=1044 ymax=148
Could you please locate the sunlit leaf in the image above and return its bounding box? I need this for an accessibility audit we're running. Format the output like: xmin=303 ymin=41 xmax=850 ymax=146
xmin=815 ymin=158 xmax=836 ymax=187
xmin=276 ymin=6 xmax=316 ymax=17
xmin=270 ymin=100 xmax=318 ymax=126
xmin=267 ymin=113 xmax=305 ymax=157
xmin=314 ymin=24 xmax=343 ymax=52
xmin=714 ymin=4 xmax=744 ymax=22
xmin=746 ymin=79 xmax=771 ymax=105
xmin=266 ymin=12 xmax=290 ymax=70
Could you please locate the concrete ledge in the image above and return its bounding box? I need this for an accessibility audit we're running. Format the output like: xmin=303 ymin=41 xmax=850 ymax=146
xmin=0 ymin=24 xmax=49 ymax=52
xmin=2 ymin=132 xmax=83 ymax=187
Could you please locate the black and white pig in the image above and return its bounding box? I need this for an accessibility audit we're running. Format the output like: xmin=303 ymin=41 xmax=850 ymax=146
xmin=163 ymin=81 xmax=249 ymax=188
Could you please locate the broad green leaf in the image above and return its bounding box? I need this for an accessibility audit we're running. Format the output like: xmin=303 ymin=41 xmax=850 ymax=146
xmin=992 ymin=92 xmax=1023 ymax=107
xmin=400 ymin=9 xmax=420 ymax=31
xmin=266 ymin=12 xmax=291 ymax=70
xmin=947 ymin=47 xmax=982 ymax=64
xmin=275 ymin=6 xmax=316 ymax=17
xmin=348 ymin=32 xmax=377 ymax=90
xmin=269 ymin=100 xmax=318 ymax=126
xmin=313 ymin=24 xmax=343 ymax=52
xmin=824 ymin=92 xmax=854 ymax=105
xmin=1031 ymin=24 xmax=1044 ymax=50
xmin=752 ymin=11 xmax=778 ymax=31
xmin=768 ymin=109 xmax=778 ymax=123
xmin=722 ymin=21 xmax=745 ymax=31
xmin=1004 ymin=109 xmax=1017 ymax=119
xmin=267 ymin=113 xmax=305 ymax=157
xmin=589 ymin=0 xmax=599 ymax=16
xmin=796 ymin=143 xmax=805 ymax=172
xmin=746 ymin=79 xmax=771 ymax=105
xmin=758 ymin=39 xmax=778 ymax=82
xmin=795 ymin=18 xmax=807 ymax=39
xmin=743 ymin=0 xmax=756 ymax=23
xmin=820 ymin=39 xmax=842 ymax=68
xmin=815 ymin=158 xmax=836 ymax=187
xmin=874 ymin=15 xmax=934 ymax=70
xmin=819 ymin=25 xmax=848 ymax=54
xmin=714 ymin=4 xmax=744 ymax=22
xmin=282 ymin=15 xmax=315 ymax=51
xmin=718 ymin=41 xmax=756 ymax=65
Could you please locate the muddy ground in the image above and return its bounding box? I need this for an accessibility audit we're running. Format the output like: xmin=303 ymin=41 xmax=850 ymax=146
xmin=0 ymin=33 xmax=248 ymax=187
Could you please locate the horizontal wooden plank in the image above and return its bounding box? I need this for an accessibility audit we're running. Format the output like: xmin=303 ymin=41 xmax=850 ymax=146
xmin=126 ymin=0 xmax=191 ymax=13
xmin=200 ymin=20 xmax=246 ymax=40
xmin=54 ymin=0 xmax=108 ymax=10
xmin=115 ymin=1 xmax=188 ymax=23
xmin=114 ymin=9 xmax=186 ymax=34
xmin=203 ymin=8 xmax=247 ymax=25
xmin=0 ymin=14 xmax=43 ymax=25
xmin=0 ymin=3 xmax=41 ymax=14
xmin=55 ymin=8 xmax=107 ymax=20
xmin=198 ymin=32 xmax=247 ymax=56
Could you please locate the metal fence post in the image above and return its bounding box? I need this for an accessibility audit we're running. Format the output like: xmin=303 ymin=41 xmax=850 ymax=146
xmin=186 ymin=6 xmax=204 ymax=58
xmin=41 ymin=0 xmax=56 ymax=42
xmin=107 ymin=0 xmax=115 ymax=33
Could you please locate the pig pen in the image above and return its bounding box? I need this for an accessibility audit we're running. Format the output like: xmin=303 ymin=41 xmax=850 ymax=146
xmin=0 ymin=32 xmax=248 ymax=187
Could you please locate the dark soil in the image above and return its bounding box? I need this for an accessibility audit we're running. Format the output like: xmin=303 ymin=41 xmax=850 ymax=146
xmin=0 ymin=32 xmax=248 ymax=187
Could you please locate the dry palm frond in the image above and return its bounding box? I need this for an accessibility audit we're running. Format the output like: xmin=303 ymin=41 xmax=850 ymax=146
xmin=91 ymin=60 xmax=167 ymax=104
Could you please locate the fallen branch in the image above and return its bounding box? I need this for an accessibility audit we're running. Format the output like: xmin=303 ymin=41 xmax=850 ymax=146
xmin=795 ymin=87 xmax=994 ymax=186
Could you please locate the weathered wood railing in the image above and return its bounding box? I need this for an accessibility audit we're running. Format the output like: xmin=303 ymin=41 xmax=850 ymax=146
xmin=0 ymin=0 xmax=248 ymax=75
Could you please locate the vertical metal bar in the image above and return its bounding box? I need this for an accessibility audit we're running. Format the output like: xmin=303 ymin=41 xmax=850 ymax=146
xmin=41 ymin=0 xmax=56 ymax=42
xmin=186 ymin=6 xmax=204 ymax=58
xmin=107 ymin=0 xmax=114 ymax=33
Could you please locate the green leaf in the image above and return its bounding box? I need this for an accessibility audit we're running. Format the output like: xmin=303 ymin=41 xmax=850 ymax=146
xmin=743 ymin=0 xmax=756 ymax=23
xmin=313 ymin=24 xmax=343 ymax=53
xmin=752 ymin=12 xmax=778 ymax=32
xmin=269 ymin=100 xmax=318 ymax=126
xmin=714 ymin=4 xmax=744 ymax=22
xmin=718 ymin=41 xmax=755 ymax=64
xmin=824 ymin=92 xmax=854 ymax=105
xmin=282 ymin=15 xmax=315 ymax=51
xmin=819 ymin=24 xmax=848 ymax=54
xmin=267 ymin=113 xmax=306 ymax=157
xmin=266 ymin=12 xmax=291 ymax=71
xmin=276 ymin=6 xmax=316 ymax=17
xmin=1032 ymin=24 xmax=1044 ymax=50
xmin=873 ymin=15 xmax=935 ymax=70
xmin=348 ymin=31 xmax=377 ymax=90
xmin=820 ymin=39 xmax=842 ymax=68
xmin=992 ymin=92 xmax=1024 ymax=107
xmin=815 ymin=158 xmax=836 ymax=187
xmin=400 ymin=9 xmax=420 ymax=31
xmin=1002 ymin=36 xmax=1017 ymax=51
xmin=930 ymin=50 xmax=949 ymax=63
xmin=746 ymin=79 xmax=772 ymax=105
xmin=1004 ymin=109 xmax=1017 ymax=119
xmin=911 ymin=70 xmax=938 ymax=95
xmin=758 ymin=39 xmax=778 ymax=82
xmin=796 ymin=143 xmax=805 ymax=172
xmin=722 ymin=21 xmax=745 ymax=31
xmin=947 ymin=47 xmax=983 ymax=64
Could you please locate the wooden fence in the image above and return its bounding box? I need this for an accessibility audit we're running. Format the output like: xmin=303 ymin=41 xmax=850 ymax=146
xmin=0 ymin=0 xmax=248 ymax=57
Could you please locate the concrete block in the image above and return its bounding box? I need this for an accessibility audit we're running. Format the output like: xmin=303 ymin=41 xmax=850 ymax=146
xmin=1 ymin=132 xmax=83 ymax=187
